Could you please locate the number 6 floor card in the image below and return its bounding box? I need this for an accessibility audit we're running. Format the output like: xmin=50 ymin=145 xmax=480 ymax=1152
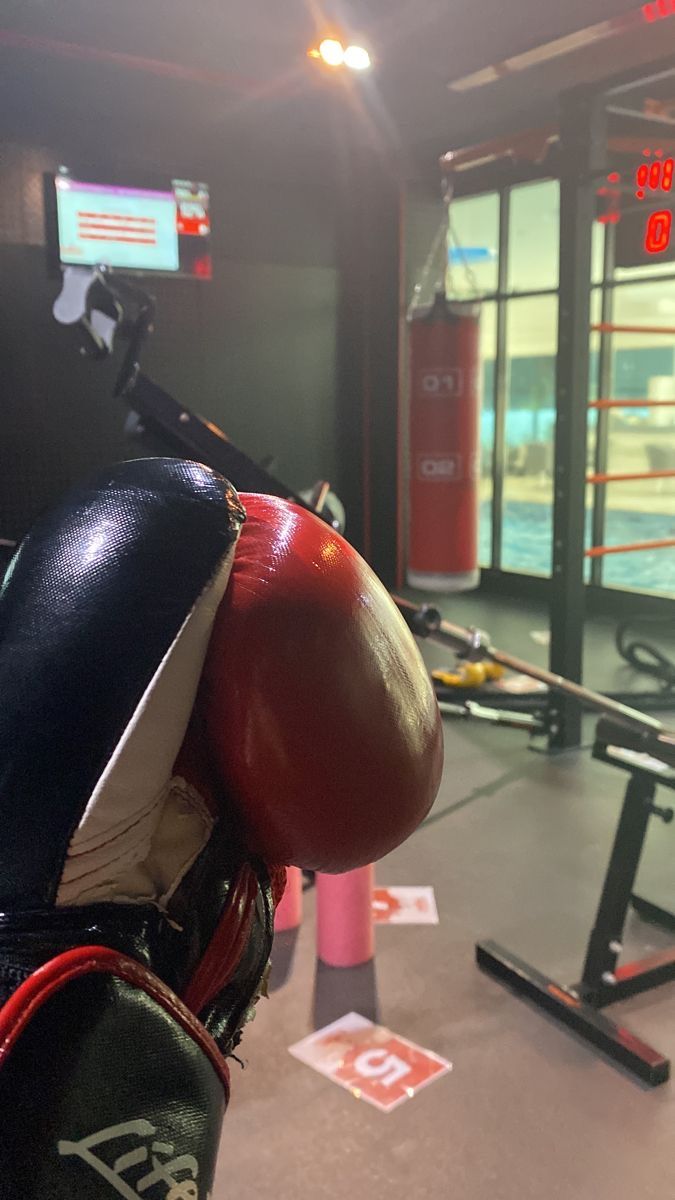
xmin=289 ymin=1013 xmax=452 ymax=1113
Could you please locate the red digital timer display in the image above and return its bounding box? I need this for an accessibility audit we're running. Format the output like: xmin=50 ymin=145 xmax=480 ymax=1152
xmin=635 ymin=150 xmax=673 ymax=254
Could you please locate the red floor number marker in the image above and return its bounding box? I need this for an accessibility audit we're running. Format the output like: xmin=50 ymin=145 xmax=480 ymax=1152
xmin=372 ymin=886 xmax=439 ymax=925
xmin=289 ymin=1013 xmax=451 ymax=1113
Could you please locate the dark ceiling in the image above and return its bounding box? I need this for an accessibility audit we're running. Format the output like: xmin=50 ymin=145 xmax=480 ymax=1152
xmin=0 ymin=0 xmax=674 ymax=178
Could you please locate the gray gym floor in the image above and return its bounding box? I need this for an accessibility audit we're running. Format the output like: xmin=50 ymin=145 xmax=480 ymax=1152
xmin=219 ymin=600 xmax=675 ymax=1200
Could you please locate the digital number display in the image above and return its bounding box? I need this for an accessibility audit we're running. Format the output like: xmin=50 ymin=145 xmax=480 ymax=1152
xmin=645 ymin=209 xmax=672 ymax=252
xmin=635 ymin=151 xmax=673 ymax=254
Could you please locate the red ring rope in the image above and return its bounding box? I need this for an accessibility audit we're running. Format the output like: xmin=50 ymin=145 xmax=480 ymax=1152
xmin=589 ymin=398 xmax=675 ymax=409
xmin=591 ymin=323 xmax=675 ymax=336
xmin=585 ymin=539 xmax=675 ymax=558
xmin=587 ymin=469 xmax=675 ymax=484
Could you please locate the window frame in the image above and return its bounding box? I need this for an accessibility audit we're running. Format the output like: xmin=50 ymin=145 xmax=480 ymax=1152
xmin=443 ymin=156 xmax=674 ymax=602
xmin=448 ymin=175 xmax=561 ymax=576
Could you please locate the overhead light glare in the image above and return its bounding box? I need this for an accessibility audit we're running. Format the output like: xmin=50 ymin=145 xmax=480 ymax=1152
xmin=318 ymin=38 xmax=345 ymax=67
xmin=344 ymin=44 xmax=371 ymax=70
xmin=308 ymin=38 xmax=371 ymax=70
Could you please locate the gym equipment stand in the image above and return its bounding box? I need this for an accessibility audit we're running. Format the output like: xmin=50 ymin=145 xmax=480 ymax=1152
xmin=397 ymin=596 xmax=675 ymax=1085
xmin=478 ymin=718 xmax=675 ymax=1087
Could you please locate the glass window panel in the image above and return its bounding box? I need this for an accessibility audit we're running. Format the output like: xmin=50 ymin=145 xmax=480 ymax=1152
xmin=611 ymin=279 xmax=675 ymax=363
xmin=602 ymin=484 xmax=675 ymax=595
xmin=586 ymin=289 xmax=603 ymax=583
xmin=597 ymin=280 xmax=675 ymax=595
xmin=592 ymin=219 xmax=605 ymax=285
xmin=447 ymin=192 xmax=499 ymax=299
xmin=478 ymin=302 xmax=497 ymax=566
xmin=501 ymin=295 xmax=558 ymax=575
xmin=589 ymin=287 xmax=603 ymax=404
xmin=507 ymin=180 xmax=559 ymax=293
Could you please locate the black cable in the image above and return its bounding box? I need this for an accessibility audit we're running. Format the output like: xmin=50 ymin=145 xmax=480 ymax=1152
xmin=615 ymin=614 xmax=675 ymax=693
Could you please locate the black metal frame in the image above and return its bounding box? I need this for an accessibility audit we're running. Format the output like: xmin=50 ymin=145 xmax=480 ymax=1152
xmin=489 ymin=190 xmax=509 ymax=570
xmin=549 ymin=63 xmax=675 ymax=746
xmin=447 ymin=177 xmax=562 ymax=584
xmin=432 ymin=57 xmax=675 ymax=748
xmin=549 ymin=88 xmax=607 ymax=749
xmin=478 ymin=720 xmax=675 ymax=1086
xmin=589 ymin=223 xmax=616 ymax=587
xmin=435 ymin=142 xmax=559 ymax=588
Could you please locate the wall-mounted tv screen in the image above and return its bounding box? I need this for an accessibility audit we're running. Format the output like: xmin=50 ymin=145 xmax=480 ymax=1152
xmin=51 ymin=172 xmax=212 ymax=279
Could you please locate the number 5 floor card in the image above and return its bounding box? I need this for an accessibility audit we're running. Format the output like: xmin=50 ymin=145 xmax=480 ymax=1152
xmin=289 ymin=1012 xmax=451 ymax=1113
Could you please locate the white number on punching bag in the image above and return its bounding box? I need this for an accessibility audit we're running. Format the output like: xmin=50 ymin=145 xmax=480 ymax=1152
xmin=420 ymin=368 xmax=463 ymax=397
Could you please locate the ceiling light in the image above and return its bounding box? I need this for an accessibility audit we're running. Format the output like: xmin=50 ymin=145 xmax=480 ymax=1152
xmin=308 ymin=38 xmax=372 ymax=70
xmin=318 ymin=38 xmax=345 ymax=67
xmin=344 ymin=45 xmax=371 ymax=70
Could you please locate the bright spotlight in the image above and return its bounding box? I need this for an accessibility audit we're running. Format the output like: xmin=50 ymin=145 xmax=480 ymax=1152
xmin=344 ymin=44 xmax=371 ymax=70
xmin=318 ymin=38 xmax=345 ymax=67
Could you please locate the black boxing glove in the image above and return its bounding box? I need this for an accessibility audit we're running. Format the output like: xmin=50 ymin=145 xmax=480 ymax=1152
xmin=0 ymin=459 xmax=276 ymax=1197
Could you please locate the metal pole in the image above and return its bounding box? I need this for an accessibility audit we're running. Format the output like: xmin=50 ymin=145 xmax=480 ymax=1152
xmin=393 ymin=594 xmax=665 ymax=734
xmin=365 ymin=159 xmax=402 ymax=590
xmin=590 ymin=222 xmax=616 ymax=587
xmin=435 ymin=618 xmax=663 ymax=731
xmin=491 ymin=188 xmax=510 ymax=570
xmin=549 ymin=87 xmax=606 ymax=750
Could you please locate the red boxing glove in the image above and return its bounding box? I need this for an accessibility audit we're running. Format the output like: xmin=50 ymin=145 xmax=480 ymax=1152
xmin=190 ymin=494 xmax=443 ymax=874
xmin=0 ymin=462 xmax=441 ymax=1196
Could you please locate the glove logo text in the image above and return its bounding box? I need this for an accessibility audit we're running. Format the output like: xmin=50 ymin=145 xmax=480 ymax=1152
xmin=58 ymin=1118 xmax=206 ymax=1200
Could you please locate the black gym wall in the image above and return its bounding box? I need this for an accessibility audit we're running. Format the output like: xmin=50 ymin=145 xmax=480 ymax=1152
xmin=0 ymin=137 xmax=339 ymax=541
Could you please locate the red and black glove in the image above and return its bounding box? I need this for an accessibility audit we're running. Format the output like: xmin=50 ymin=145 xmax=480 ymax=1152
xmin=0 ymin=458 xmax=442 ymax=1196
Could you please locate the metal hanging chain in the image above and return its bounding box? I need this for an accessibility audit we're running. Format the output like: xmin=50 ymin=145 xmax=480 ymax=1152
xmin=406 ymin=178 xmax=454 ymax=318
xmin=406 ymin=216 xmax=448 ymax=319
xmin=437 ymin=175 xmax=478 ymax=302
xmin=407 ymin=177 xmax=480 ymax=318
xmin=447 ymin=215 xmax=480 ymax=298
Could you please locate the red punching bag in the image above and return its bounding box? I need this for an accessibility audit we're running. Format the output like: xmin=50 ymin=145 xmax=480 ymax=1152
xmin=407 ymin=295 xmax=481 ymax=592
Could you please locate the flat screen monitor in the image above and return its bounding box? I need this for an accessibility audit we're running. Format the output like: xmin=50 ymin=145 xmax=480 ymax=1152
xmin=50 ymin=172 xmax=212 ymax=279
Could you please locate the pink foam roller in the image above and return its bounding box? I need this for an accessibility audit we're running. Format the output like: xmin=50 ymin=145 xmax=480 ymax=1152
xmin=274 ymin=866 xmax=303 ymax=932
xmin=316 ymin=864 xmax=375 ymax=967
